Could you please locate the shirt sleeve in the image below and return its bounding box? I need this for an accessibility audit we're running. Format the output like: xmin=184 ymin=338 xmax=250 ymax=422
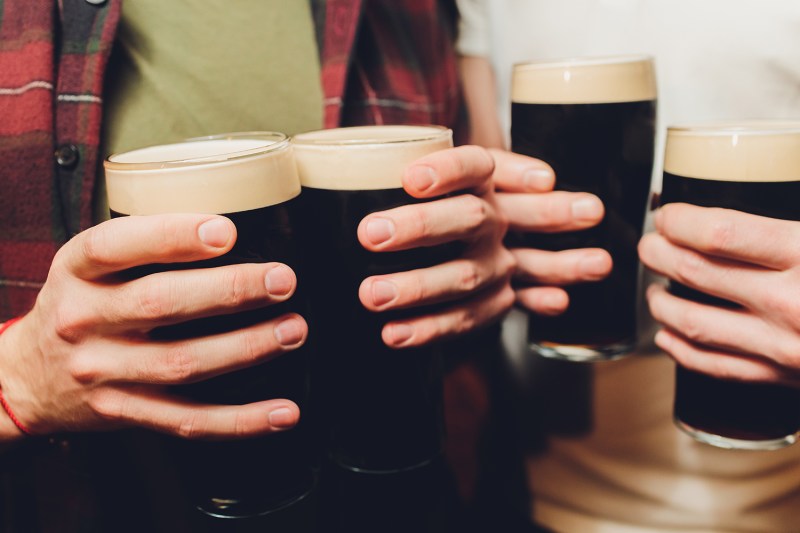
xmin=455 ymin=0 xmax=491 ymax=57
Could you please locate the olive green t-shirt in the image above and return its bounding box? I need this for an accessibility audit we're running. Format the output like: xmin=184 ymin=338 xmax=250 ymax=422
xmin=98 ymin=0 xmax=323 ymax=220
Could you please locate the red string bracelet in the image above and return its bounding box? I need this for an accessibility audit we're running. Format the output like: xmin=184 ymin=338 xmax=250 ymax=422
xmin=0 ymin=317 xmax=33 ymax=436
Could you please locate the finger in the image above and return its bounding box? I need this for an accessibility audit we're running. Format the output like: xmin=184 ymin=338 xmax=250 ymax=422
xmin=655 ymin=203 xmax=800 ymax=270
xmin=104 ymin=263 xmax=297 ymax=329
xmin=497 ymin=191 xmax=604 ymax=233
xmin=358 ymin=194 xmax=498 ymax=252
xmin=59 ymin=214 xmax=236 ymax=280
xmin=359 ymin=247 xmax=516 ymax=311
xmin=654 ymin=329 xmax=800 ymax=388
xmin=90 ymin=387 xmax=301 ymax=440
xmin=402 ymin=145 xmax=495 ymax=198
xmin=381 ymin=282 xmax=515 ymax=348
xmin=515 ymin=287 xmax=569 ymax=316
xmin=646 ymin=284 xmax=798 ymax=368
xmin=512 ymin=247 xmax=611 ymax=285
xmin=639 ymin=232 xmax=772 ymax=309
xmin=487 ymin=148 xmax=555 ymax=193
xmin=80 ymin=314 xmax=307 ymax=385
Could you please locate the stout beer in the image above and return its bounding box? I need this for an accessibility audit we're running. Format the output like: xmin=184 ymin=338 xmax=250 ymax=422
xmin=511 ymin=56 xmax=657 ymax=361
xmin=661 ymin=122 xmax=800 ymax=450
xmin=292 ymin=125 xmax=456 ymax=472
xmin=104 ymin=133 xmax=316 ymax=525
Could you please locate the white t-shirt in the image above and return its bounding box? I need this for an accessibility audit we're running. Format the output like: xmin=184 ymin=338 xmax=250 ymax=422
xmin=457 ymin=1 xmax=800 ymax=531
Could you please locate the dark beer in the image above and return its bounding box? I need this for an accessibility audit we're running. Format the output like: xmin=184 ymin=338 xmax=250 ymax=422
xmin=661 ymin=122 xmax=800 ymax=450
xmin=292 ymin=125 xmax=456 ymax=472
xmin=104 ymin=133 xmax=316 ymax=522
xmin=510 ymin=56 xmax=657 ymax=361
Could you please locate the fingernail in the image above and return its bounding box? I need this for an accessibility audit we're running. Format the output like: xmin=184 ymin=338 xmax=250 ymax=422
xmin=198 ymin=218 xmax=232 ymax=247
xmin=388 ymin=323 xmax=414 ymax=345
xmin=365 ymin=218 xmax=396 ymax=245
xmin=407 ymin=165 xmax=437 ymax=192
xmin=571 ymin=196 xmax=603 ymax=221
xmin=522 ymin=168 xmax=554 ymax=190
xmin=265 ymin=265 xmax=294 ymax=296
xmin=274 ymin=317 xmax=304 ymax=346
xmin=579 ymin=253 xmax=610 ymax=279
xmin=269 ymin=407 xmax=296 ymax=429
xmin=372 ymin=280 xmax=398 ymax=307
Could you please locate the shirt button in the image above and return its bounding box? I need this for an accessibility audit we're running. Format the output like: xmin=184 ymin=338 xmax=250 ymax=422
xmin=55 ymin=144 xmax=80 ymax=169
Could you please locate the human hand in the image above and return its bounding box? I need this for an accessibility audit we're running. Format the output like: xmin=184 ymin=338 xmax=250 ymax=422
xmin=0 ymin=214 xmax=307 ymax=441
xmin=639 ymin=203 xmax=800 ymax=388
xmin=490 ymin=149 xmax=612 ymax=316
xmin=357 ymin=145 xmax=516 ymax=348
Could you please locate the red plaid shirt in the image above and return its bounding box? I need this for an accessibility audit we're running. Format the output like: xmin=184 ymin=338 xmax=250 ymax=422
xmin=0 ymin=0 xmax=463 ymax=322
xmin=0 ymin=1 xmax=463 ymax=530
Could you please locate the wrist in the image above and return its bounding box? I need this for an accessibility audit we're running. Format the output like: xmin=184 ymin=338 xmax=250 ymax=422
xmin=0 ymin=317 xmax=32 ymax=442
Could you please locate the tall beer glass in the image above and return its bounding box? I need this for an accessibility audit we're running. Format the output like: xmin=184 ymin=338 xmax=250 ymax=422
xmin=104 ymin=132 xmax=316 ymax=524
xmin=292 ymin=125 xmax=455 ymax=473
xmin=511 ymin=56 xmax=657 ymax=362
xmin=661 ymin=121 xmax=800 ymax=450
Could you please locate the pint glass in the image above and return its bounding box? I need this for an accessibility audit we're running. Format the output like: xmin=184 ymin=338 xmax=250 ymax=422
xmin=104 ymin=132 xmax=315 ymax=522
xmin=511 ymin=56 xmax=657 ymax=362
xmin=292 ymin=125 xmax=455 ymax=472
xmin=661 ymin=121 xmax=800 ymax=450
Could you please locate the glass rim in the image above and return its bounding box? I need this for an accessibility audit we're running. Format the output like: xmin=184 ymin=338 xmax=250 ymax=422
xmin=104 ymin=131 xmax=290 ymax=171
xmin=291 ymin=124 xmax=452 ymax=147
xmin=513 ymin=54 xmax=653 ymax=72
xmin=667 ymin=120 xmax=800 ymax=137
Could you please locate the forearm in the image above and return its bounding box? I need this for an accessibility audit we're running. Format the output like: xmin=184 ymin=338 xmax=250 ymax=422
xmin=458 ymin=55 xmax=506 ymax=149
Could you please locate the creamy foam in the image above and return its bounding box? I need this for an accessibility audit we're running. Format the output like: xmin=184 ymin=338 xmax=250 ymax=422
xmin=104 ymin=133 xmax=301 ymax=215
xmin=512 ymin=55 xmax=656 ymax=105
xmin=665 ymin=121 xmax=800 ymax=182
xmin=292 ymin=125 xmax=453 ymax=190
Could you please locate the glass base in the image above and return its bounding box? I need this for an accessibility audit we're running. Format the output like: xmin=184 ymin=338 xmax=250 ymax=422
xmin=196 ymin=471 xmax=318 ymax=520
xmin=529 ymin=338 xmax=635 ymax=362
xmin=331 ymin=453 xmax=439 ymax=475
xmin=674 ymin=417 xmax=799 ymax=451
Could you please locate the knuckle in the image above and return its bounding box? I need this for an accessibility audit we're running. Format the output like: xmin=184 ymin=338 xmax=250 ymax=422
xmin=80 ymin=227 xmax=114 ymax=270
xmin=676 ymin=310 xmax=707 ymax=344
xmin=233 ymin=411 xmax=251 ymax=438
xmin=220 ymin=268 xmax=249 ymax=308
xmin=156 ymin=217 xmax=186 ymax=254
xmin=238 ymin=329 xmax=266 ymax=365
xmin=163 ymin=344 xmax=198 ymax=383
xmin=176 ymin=411 xmax=207 ymax=439
xmin=455 ymin=307 xmax=478 ymax=336
xmin=135 ymin=278 xmax=172 ymax=320
xmin=674 ymin=251 xmax=705 ymax=286
xmin=762 ymin=288 xmax=800 ymax=319
xmin=704 ymin=218 xmax=736 ymax=254
xmin=462 ymin=195 xmax=489 ymax=233
xmin=67 ymin=351 xmax=100 ymax=384
xmin=499 ymin=249 xmax=517 ymax=279
xmin=458 ymin=262 xmax=483 ymax=292
xmin=774 ymin=339 xmax=800 ymax=368
xmin=495 ymin=208 xmax=510 ymax=237
xmin=53 ymin=304 xmax=86 ymax=342
xmin=88 ymin=389 xmax=124 ymax=420
xmin=409 ymin=207 xmax=432 ymax=239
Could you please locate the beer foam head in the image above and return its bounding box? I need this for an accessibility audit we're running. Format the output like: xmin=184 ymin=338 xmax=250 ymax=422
xmin=665 ymin=121 xmax=800 ymax=182
xmin=292 ymin=125 xmax=453 ymax=190
xmin=512 ymin=55 xmax=656 ymax=105
xmin=104 ymin=132 xmax=301 ymax=215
